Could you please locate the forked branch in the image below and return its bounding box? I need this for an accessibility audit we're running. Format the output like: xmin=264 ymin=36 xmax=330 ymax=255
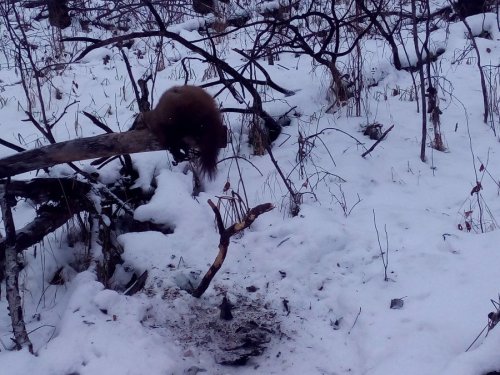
xmin=191 ymin=200 xmax=274 ymax=298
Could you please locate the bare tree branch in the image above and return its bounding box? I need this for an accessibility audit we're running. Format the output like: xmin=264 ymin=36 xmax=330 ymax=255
xmin=192 ymin=200 xmax=274 ymax=298
xmin=361 ymin=125 xmax=395 ymax=158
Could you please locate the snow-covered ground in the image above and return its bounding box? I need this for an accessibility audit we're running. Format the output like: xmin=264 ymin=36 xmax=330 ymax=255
xmin=1 ymin=3 xmax=500 ymax=375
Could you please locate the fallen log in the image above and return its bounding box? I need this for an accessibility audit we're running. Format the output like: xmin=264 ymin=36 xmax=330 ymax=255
xmin=0 ymin=179 xmax=95 ymax=277
xmin=0 ymin=129 xmax=163 ymax=178
xmin=4 ymin=178 xmax=92 ymax=204
xmin=0 ymin=178 xmax=92 ymax=280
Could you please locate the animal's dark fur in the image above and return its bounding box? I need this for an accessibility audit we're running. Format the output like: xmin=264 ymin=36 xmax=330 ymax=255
xmin=138 ymin=85 xmax=226 ymax=179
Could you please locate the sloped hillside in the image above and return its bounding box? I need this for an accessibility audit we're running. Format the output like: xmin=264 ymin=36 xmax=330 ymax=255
xmin=0 ymin=1 xmax=499 ymax=374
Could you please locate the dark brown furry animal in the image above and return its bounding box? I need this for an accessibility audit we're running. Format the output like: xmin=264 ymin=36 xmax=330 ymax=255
xmin=136 ymin=85 xmax=226 ymax=179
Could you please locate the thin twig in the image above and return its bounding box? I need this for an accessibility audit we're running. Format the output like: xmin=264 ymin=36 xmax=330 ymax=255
xmin=0 ymin=138 xmax=25 ymax=152
xmin=465 ymin=323 xmax=488 ymax=352
xmin=373 ymin=209 xmax=389 ymax=281
xmin=361 ymin=125 xmax=394 ymax=158
xmin=348 ymin=307 xmax=362 ymax=335
xmin=82 ymin=111 xmax=114 ymax=133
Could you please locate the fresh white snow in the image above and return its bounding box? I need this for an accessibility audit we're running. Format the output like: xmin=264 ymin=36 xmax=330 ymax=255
xmin=1 ymin=4 xmax=500 ymax=375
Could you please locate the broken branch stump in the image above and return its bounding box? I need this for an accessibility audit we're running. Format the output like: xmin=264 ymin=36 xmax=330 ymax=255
xmin=191 ymin=200 xmax=274 ymax=298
